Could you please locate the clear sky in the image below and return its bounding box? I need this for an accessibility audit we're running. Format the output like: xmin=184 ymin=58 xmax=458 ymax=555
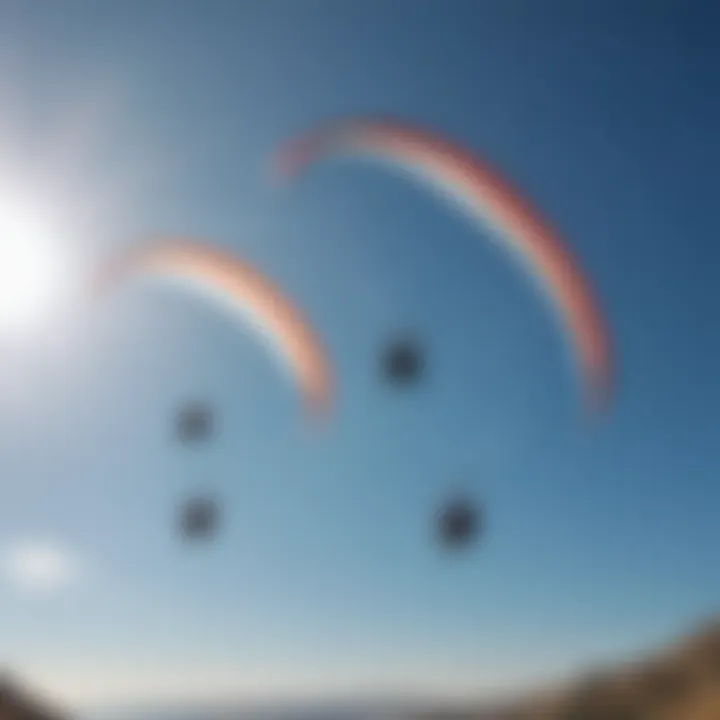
xmin=0 ymin=0 xmax=718 ymax=711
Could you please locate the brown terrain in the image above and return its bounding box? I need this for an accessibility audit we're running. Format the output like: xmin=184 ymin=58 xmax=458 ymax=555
xmin=2 ymin=617 xmax=719 ymax=720
xmin=0 ymin=675 xmax=68 ymax=720
xmin=421 ymin=618 xmax=720 ymax=719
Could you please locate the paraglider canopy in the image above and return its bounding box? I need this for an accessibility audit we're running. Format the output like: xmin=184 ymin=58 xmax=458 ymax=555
xmin=94 ymin=238 xmax=334 ymax=422
xmin=274 ymin=117 xmax=613 ymax=416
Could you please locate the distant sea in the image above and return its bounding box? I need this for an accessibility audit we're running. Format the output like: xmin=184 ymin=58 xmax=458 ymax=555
xmin=79 ymin=699 xmax=511 ymax=720
xmin=80 ymin=701 xmax=438 ymax=720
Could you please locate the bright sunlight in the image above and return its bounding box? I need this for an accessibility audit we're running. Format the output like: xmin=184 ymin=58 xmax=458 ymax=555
xmin=0 ymin=190 xmax=74 ymax=332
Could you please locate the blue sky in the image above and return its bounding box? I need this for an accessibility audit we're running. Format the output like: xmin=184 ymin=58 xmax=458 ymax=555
xmin=0 ymin=0 xmax=718 ymax=710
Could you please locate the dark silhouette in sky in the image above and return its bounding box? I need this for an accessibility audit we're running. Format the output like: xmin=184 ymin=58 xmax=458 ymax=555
xmin=175 ymin=402 xmax=215 ymax=445
xmin=437 ymin=497 xmax=481 ymax=549
xmin=178 ymin=495 xmax=219 ymax=541
xmin=381 ymin=336 xmax=425 ymax=387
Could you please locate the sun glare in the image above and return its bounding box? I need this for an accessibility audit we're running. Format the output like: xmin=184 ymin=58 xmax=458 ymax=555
xmin=0 ymin=191 xmax=73 ymax=332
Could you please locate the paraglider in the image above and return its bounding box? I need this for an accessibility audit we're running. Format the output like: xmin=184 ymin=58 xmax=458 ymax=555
xmin=178 ymin=494 xmax=219 ymax=541
xmin=94 ymin=238 xmax=334 ymax=421
xmin=273 ymin=117 xmax=613 ymax=415
xmin=436 ymin=496 xmax=482 ymax=550
xmin=175 ymin=401 xmax=215 ymax=445
xmin=174 ymin=404 xmax=216 ymax=542
xmin=381 ymin=336 xmax=425 ymax=387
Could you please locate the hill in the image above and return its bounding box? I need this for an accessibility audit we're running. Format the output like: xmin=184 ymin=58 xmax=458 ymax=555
xmin=0 ymin=675 xmax=68 ymax=720
xmin=420 ymin=617 xmax=720 ymax=719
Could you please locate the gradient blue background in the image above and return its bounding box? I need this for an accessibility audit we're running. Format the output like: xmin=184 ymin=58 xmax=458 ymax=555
xmin=0 ymin=0 xmax=718 ymax=709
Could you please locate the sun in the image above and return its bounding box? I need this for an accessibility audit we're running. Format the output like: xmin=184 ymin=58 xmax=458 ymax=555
xmin=0 ymin=191 xmax=74 ymax=332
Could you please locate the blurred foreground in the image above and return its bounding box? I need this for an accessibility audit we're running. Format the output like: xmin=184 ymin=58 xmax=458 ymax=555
xmin=4 ymin=617 xmax=720 ymax=720
xmin=423 ymin=617 xmax=720 ymax=719
xmin=0 ymin=676 xmax=68 ymax=720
